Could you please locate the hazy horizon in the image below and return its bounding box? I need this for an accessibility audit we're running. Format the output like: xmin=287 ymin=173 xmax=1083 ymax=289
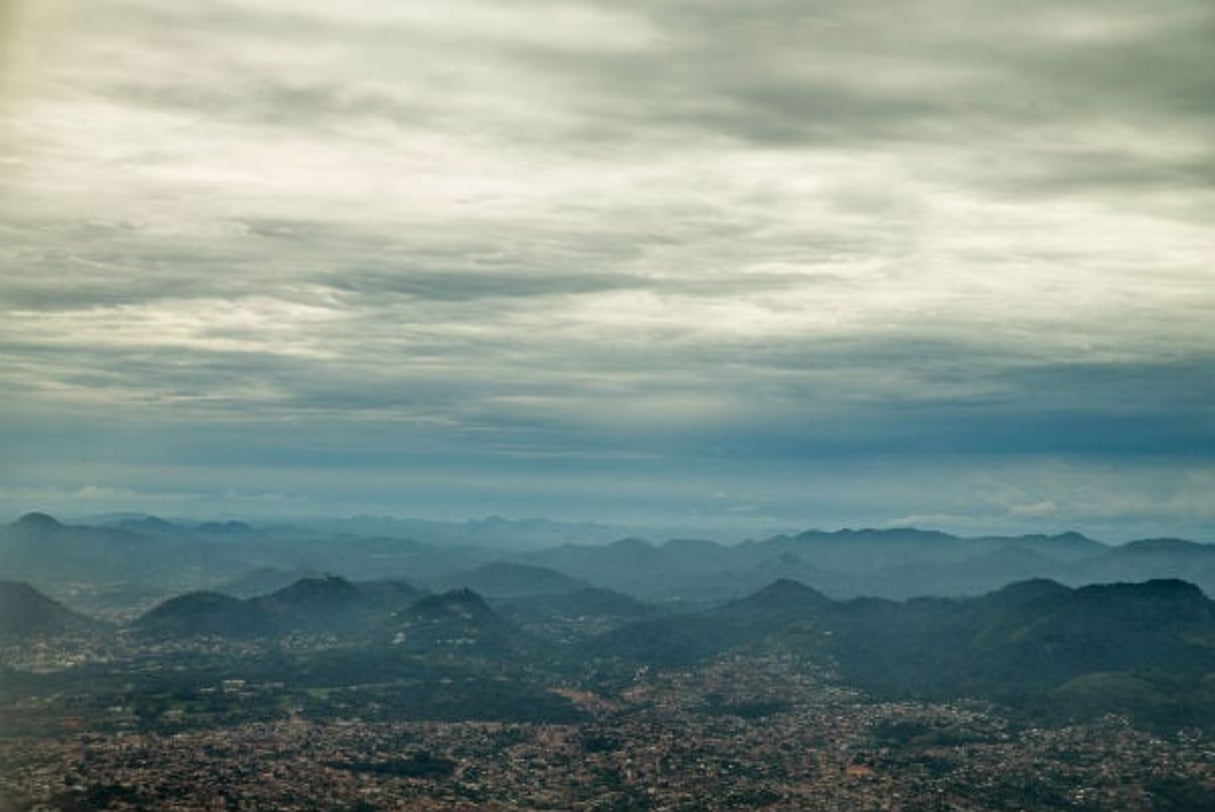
xmin=9 ymin=506 xmax=1214 ymax=549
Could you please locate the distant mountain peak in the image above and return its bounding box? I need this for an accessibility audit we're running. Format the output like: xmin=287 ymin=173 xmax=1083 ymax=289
xmin=1122 ymin=537 xmax=1210 ymax=554
xmin=413 ymin=587 xmax=494 ymax=619
xmin=1049 ymin=531 xmax=1093 ymax=543
xmin=982 ymin=578 xmax=1072 ymax=606
xmin=118 ymin=515 xmax=178 ymax=532
xmin=1076 ymin=578 xmax=1208 ymax=603
xmin=134 ymin=591 xmax=272 ymax=640
xmin=795 ymin=526 xmax=955 ymax=543
xmin=722 ymin=578 xmax=831 ymax=616
xmin=13 ymin=512 xmax=62 ymax=531
xmin=0 ymin=580 xmax=101 ymax=638
xmin=267 ymin=575 xmax=360 ymax=606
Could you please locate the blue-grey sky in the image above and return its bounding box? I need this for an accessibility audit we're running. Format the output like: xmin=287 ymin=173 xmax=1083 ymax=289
xmin=1 ymin=0 xmax=1213 ymax=539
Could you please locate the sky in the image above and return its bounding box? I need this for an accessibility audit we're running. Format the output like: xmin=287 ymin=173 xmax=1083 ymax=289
xmin=1 ymin=0 xmax=1213 ymax=540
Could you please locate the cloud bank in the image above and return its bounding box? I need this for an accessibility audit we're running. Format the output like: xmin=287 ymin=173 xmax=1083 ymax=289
xmin=2 ymin=0 xmax=1213 ymax=537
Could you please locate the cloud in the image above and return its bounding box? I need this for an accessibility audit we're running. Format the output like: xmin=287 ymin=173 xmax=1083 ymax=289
xmin=1 ymin=0 xmax=1213 ymax=531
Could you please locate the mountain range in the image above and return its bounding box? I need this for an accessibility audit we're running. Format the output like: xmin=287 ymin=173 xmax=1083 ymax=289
xmin=5 ymin=570 xmax=1214 ymax=730
xmin=4 ymin=512 xmax=1215 ymax=612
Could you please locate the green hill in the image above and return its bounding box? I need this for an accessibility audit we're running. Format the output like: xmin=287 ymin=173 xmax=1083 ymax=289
xmin=0 ymin=580 xmax=104 ymax=638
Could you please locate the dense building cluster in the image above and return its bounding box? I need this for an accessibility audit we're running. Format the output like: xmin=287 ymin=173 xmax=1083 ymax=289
xmin=3 ymin=655 xmax=1211 ymax=811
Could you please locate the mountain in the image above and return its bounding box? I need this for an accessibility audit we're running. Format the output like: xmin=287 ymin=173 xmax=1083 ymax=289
xmin=7 ymin=511 xmax=1215 ymax=605
xmin=254 ymin=575 xmax=369 ymax=632
xmin=588 ymin=579 xmax=833 ymax=667
xmin=996 ymin=531 xmax=1107 ymax=563
xmin=1070 ymin=538 xmax=1215 ymax=591
xmin=493 ymin=587 xmax=657 ymax=642
xmin=0 ymin=580 xmax=104 ymax=638
xmin=11 ymin=512 xmax=63 ymax=533
xmin=130 ymin=577 xmax=518 ymax=652
xmin=593 ymin=577 xmax=1215 ymax=728
xmin=133 ymin=591 xmax=274 ymax=640
xmin=718 ymin=578 xmax=832 ymax=619
xmin=134 ymin=575 xmax=422 ymax=640
xmin=0 ymin=512 xmax=244 ymax=587
xmin=290 ymin=514 xmax=675 ymax=551
xmin=829 ymin=578 xmax=1215 ymax=730
xmin=523 ymin=537 xmax=742 ymax=601
xmin=410 ymin=587 xmax=496 ymax=622
xmin=378 ymin=587 xmax=529 ymax=657
xmin=432 ymin=562 xmax=592 ymax=597
xmin=217 ymin=566 xmax=326 ymax=598
xmin=518 ymin=526 xmax=1132 ymax=602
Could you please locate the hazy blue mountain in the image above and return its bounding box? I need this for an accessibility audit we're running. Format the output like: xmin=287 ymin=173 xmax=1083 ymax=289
xmin=990 ymin=531 xmax=1107 ymax=563
xmin=287 ymin=514 xmax=651 ymax=551
xmin=0 ymin=512 xmax=247 ymax=587
xmin=1069 ymin=538 xmax=1215 ymax=591
xmin=431 ymin=561 xmax=593 ymax=597
xmin=7 ymin=512 xmax=1215 ymax=605
xmin=517 ymin=527 xmax=1109 ymax=601
xmin=522 ymin=537 xmax=739 ymax=600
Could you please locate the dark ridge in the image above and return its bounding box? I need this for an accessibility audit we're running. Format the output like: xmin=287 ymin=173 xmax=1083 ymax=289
xmin=412 ymin=587 xmax=494 ymax=619
xmin=1073 ymin=578 xmax=1209 ymax=604
xmin=798 ymin=527 xmax=957 ymax=542
xmin=134 ymin=591 xmax=272 ymax=639
xmin=1049 ymin=531 xmax=1099 ymax=544
xmin=217 ymin=567 xmax=326 ymax=599
xmin=265 ymin=575 xmax=361 ymax=606
xmin=979 ymin=577 xmax=1072 ymax=607
xmin=721 ymin=578 xmax=831 ymax=616
xmin=0 ymin=580 xmax=101 ymax=638
xmin=12 ymin=512 xmax=62 ymax=531
xmin=1120 ymin=538 xmax=1212 ymax=554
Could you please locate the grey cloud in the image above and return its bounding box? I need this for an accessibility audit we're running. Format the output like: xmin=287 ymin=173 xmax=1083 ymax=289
xmin=3 ymin=0 xmax=1214 ymax=528
xmin=319 ymin=268 xmax=648 ymax=302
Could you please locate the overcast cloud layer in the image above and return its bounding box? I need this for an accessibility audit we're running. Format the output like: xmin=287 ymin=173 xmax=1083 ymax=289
xmin=2 ymin=0 xmax=1213 ymax=539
